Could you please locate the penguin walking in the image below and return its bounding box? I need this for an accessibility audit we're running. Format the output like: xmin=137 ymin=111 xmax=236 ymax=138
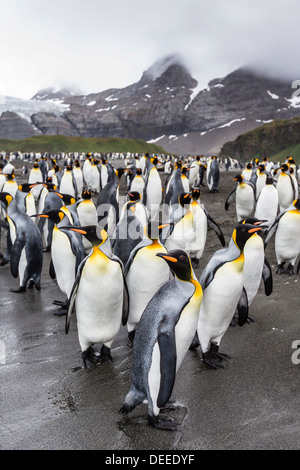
xmin=0 ymin=192 xmax=43 ymax=292
xmin=63 ymin=226 xmax=127 ymax=368
xmin=143 ymin=156 xmax=163 ymax=222
xmin=241 ymin=163 xmax=253 ymax=181
xmin=206 ymin=156 xmax=220 ymax=193
xmin=188 ymin=188 xmax=225 ymax=268
xmin=33 ymin=208 xmax=86 ymax=314
xmin=264 ymin=198 xmax=300 ymax=275
xmin=123 ymin=222 xmax=170 ymax=345
xmin=191 ymin=223 xmax=263 ymax=368
xmin=225 ymin=174 xmax=256 ymax=222
xmin=119 ymin=249 xmax=203 ymax=430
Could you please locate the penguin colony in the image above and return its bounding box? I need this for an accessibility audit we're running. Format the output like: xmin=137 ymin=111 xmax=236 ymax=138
xmin=0 ymin=151 xmax=299 ymax=431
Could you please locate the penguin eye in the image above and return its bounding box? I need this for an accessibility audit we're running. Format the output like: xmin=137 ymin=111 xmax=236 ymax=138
xmin=179 ymin=255 xmax=185 ymax=261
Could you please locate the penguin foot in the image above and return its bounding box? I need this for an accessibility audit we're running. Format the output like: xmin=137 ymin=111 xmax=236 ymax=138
xmin=81 ymin=346 xmax=100 ymax=369
xmin=202 ymin=342 xmax=230 ymax=369
xmin=100 ymin=344 xmax=113 ymax=363
xmin=160 ymin=400 xmax=177 ymax=413
xmin=0 ymin=258 xmax=9 ymax=266
xmin=276 ymin=263 xmax=286 ymax=274
xmin=10 ymin=286 xmax=26 ymax=293
xmin=247 ymin=316 xmax=255 ymax=323
xmin=189 ymin=332 xmax=200 ymax=350
xmin=53 ymin=299 xmax=69 ymax=308
xmin=27 ymin=280 xmax=34 ymax=289
xmin=148 ymin=414 xmax=178 ymax=431
xmin=286 ymin=264 xmax=295 ymax=275
xmin=127 ymin=330 xmax=135 ymax=347
xmin=53 ymin=307 xmax=67 ymax=316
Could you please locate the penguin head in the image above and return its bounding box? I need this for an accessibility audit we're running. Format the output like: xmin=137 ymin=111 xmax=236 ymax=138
xmin=191 ymin=188 xmax=201 ymax=201
xmin=293 ymin=199 xmax=300 ymax=211
xmin=127 ymin=191 xmax=141 ymax=203
xmin=136 ymin=168 xmax=142 ymax=175
xmin=178 ymin=192 xmax=192 ymax=207
xmin=115 ymin=167 xmax=128 ymax=179
xmin=156 ymin=250 xmax=193 ymax=282
xmin=175 ymin=161 xmax=182 ymax=169
xmin=32 ymin=209 xmax=66 ymax=224
xmin=59 ymin=225 xmax=107 ymax=246
xmin=18 ymin=183 xmax=39 ymax=193
xmin=266 ymin=175 xmax=274 ymax=185
xmin=0 ymin=192 xmax=13 ymax=208
xmin=280 ymin=163 xmax=289 ymax=173
xmin=81 ymin=189 xmax=92 ymax=200
xmin=232 ymin=223 xmax=264 ymax=250
xmin=232 ymin=174 xmax=243 ymax=183
xmin=246 ymin=163 xmax=252 ymax=169
xmin=58 ymin=193 xmax=76 ymax=205
xmin=258 ymin=164 xmax=266 ymax=172
xmin=240 ymin=217 xmax=268 ymax=226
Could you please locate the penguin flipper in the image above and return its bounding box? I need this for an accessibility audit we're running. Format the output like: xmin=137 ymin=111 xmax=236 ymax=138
xmin=10 ymin=232 xmax=26 ymax=278
xmin=237 ymin=287 xmax=248 ymax=326
xmin=262 ymin=256 xmax=273 ymax=296
xmin=157 ymin=322 xmax=177 ymax=409
xmin=204 ymin=208 xmax=225 ymax=246
xmin=65 ymin=257 xmax=86 ymax=334
xmin=122 ymin=276 xmax=130 ymax=326
xmin=49 ymin=258 xmax=56 ymax=279
xmin=225 ymin=188 xmax=236 ymax=211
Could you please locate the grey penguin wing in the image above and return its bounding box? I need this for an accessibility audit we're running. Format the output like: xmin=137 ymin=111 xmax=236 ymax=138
xmin=203 ymin=207 xmax=225 ymax=246
xmin=262 ymin=256 xmax=273 ymax=296
xmin=225 ymin=187 xmax=236 ymax=210
xmin=10 ymin=231 xmax=26 ymax=278
xmin=65 ymin=256 xmax=87 ymax=334
xmin=156 ymin=316 xmax=178 ymax=408
xmin=237 ymin=287 xmax=248 ymax=326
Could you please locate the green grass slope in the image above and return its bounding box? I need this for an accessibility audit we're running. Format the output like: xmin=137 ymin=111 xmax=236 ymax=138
xmin=219 ymin=117 xmax=300 ymax=163
xmin=0 ymin=134 xmax=167 ymax=155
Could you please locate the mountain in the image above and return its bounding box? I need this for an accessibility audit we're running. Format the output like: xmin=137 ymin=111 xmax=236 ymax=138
xmin=219 ymin=117 xmax=300 ymax=162
xmin=0 ymin=56 xmax=299 ymax=154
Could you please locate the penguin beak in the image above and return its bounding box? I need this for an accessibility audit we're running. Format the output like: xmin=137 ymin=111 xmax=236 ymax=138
xmin=61 ymin=227 xmax=88 ymax=235
xmin=31 ymin=213 xmax=49 ymax=218
xmin=158 ymin=224 xmax=169 ymax=229
xmin=248 ymin=227 xmax=263 ymax=233
xmin=156 ymin=253 xmax=178 ymax=263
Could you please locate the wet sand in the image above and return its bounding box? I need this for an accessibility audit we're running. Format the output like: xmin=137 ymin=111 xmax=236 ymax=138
xmin=0 ymin=165 xmax=300 ymax=451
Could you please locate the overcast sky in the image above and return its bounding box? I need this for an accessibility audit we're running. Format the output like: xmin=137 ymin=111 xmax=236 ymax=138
xmin=0 ymin=0 xmax=299 ymax=99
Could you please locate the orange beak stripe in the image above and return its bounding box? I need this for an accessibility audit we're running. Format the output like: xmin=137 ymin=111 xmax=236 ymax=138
xmin=248 ymin=227 xmax=262 ymax=233
xmin=158 ymin=224 xmax=169 ymax=229
xmin=161 ymin=255 xmax=178 ymax=262
xmin=69 ymin=228 xmax=87 ymax=235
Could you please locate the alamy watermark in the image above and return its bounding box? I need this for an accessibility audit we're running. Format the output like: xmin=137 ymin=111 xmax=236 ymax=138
xmin=291 ymin=80 xmax=300 ymax=101
xmin=291 ymin=340 xmax=300 ymax=365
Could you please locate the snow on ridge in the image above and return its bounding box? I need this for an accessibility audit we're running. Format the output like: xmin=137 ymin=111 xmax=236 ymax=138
xmin=147 ymin=135 xmax=165 ymax=143
xmin=87 ymin=100 xmax=96 ymax=106
xmin=105 ymin=94 xmax=119 ymax=102
xmin=218 ymin=118 xmax=246 ymax=128
xmin=0 ymin=95 xmax=69 ymax=117
xmin=267 ymin=90 xmax=279 ymax=99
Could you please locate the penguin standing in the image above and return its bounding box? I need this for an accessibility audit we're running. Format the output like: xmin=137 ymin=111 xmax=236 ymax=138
xmin=225 ymin=174 xmax=256 ymax=222
xmin=164 ymin=162 xmax=185 ymax=215
xmin=15 ymin=183 xmax=37 ymax=216
xmin=59 ymin=165 xmax=78 ymax=199
xmin=188 ymin=156 xmax=200 ymax=187
xmin=73 ymin=160 xmax=84 ymax=197
xmin=264 ymin=198 xmax=300 ymax=275
xmin=206 ymin=156 xmax=220 ymax=193
xmin=254 ymin=175 xmax=279 ymax=230
xmin=75 ymin=189 xmax=98 ymax=252
xmin=28 ymin=162 xmax=43 ymax=184
xmin=63 ymin=226 xmax=127 ymax=368
xmin=233 ymin=218 xmax=272 ymax=323
xmin=123 ymin=222 xmax=170 ymax=345
xmin=96 ymin=167 xmax=128 ymax=238
xmin=191 ymin=223 xmax=263 ymax=368
xmin=2 ymin=174 xmax=18 ymax=198
xmin=120 ymin=249 xmax=203 ymax=430
xmin=188 ymin=188 xmax=225 ymax=268
xmin=276 ymin=163 xmax=297 ymax=212
xmin=241 ymin=163 xmax=253 ymax=181
xmin=89 ymin=160 xmax=101 ymax=193
xmin=33 ymin=208 xmax=86 ymax=314
xmin=0 ymin=192 xmax=43 ymax=292
xmin=143 ymin=156 xmax=163 ymax=222
xmin=255 ymin=164 xmax=268 ymax=199
xmin=129 ymin=168 xmax=145 ymax=198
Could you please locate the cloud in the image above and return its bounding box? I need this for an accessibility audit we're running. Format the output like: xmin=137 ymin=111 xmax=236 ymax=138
xmin=0 ymin=0 xmax=299 ymax=99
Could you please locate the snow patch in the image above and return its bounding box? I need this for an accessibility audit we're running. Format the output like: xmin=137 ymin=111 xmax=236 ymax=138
xmin=105 ymin=94 xmax=119 ymax=102
xmin=87 ymin=100 xmax=96 ymax=106
xmin=147 ymin=135 xmax=165 ymax=143
xmin=218 ymin=118 xmax=246 ymax=128
xmin=267 ymin=90 xmax=279 ymax=99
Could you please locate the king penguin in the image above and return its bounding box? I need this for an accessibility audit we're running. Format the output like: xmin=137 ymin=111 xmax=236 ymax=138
xmin=225 ymin=174 xmax=256 ymax=222
xmin=129 ymin=168 xmax=145 ymax=198
xmin=74 ymin=189 xmax=98 ymax=252
xmin=62 ymin=225 xmax=127 ymax=368
xmin=276 ymin=163 xmax=297 ymax=212
xmin=206 ymin=156 xmax=220 ymax=193
xmin=264 ymin=198 xmax=300 ymax=275
xmin=254 ymin=175 xmax=279 ymax=230
xmin=123 ymin=222 xmax=170 ymax=345
xmin=59 ymin=165 xmax=78 ymax=199
xmin=33 ymin=208 xmax=86 ymax=314
xmin=191 ymin=222 xmax=263 ymax=368
xmin=0 ymin=192 xmax=43 ymax=292
xmin=143 ymin=156 xmax=163 ymax=222
xmin=119 ymin=249 xmax=203 ymax=430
